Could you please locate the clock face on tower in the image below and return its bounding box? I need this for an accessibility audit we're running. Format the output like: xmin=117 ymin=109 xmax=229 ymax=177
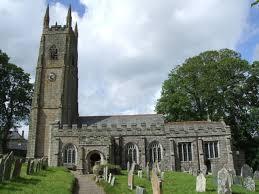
xmin=48 ymin=72 xmax=56 ymax=82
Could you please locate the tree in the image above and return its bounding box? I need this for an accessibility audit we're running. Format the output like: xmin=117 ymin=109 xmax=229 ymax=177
xmin=252 ymin=0 xmax=259 ymax=6
xmin=156 ymin=49 xmax=259 ymax=168
xmin=0 ymin=50 xmax=33 ymax=153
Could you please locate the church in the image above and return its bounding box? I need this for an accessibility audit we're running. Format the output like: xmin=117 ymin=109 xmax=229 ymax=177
xmin=27 ymin=6 xmax=236 ymax=175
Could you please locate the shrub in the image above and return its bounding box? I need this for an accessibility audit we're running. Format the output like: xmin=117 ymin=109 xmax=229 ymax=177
xmin=100 ymin=163 xmax=122 ymax=175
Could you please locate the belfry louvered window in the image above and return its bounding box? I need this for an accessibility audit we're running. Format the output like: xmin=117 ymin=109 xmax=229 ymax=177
xmin=49 ymin=45 xmax=58 ymax=60
xmin=64 ymin=144 xmax=76 ymax=164
xmin=125 ymin=143 xmax=139 ymax=164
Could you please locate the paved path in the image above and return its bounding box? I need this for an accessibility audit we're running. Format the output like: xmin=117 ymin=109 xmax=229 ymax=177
xmin=71 ymin=171 xmax=106 ymax=194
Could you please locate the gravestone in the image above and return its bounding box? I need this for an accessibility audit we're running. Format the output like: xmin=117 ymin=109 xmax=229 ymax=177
xmin=3 ymin=152 xmax=14 ymax=181
xmin=196 ymin=173 xmax=206 ymax=192
xmin=253 ymin=171 xmax=259 ymax=180
xmin=111 ymin=176 xmax=115 ymax=186
xmin=189 ymin=167 xmax=193 ymax=175
xmin=217 ymin=167 xmax=231 ymax=194
xmin=136 ymin=186 xmax=145 ymax=194
xmin=151 ymin=168 xmax=162 ymax=194
xmin=128 ymin=171 xmax=134 ymax=190
xmin=131 ymin=162 xmax=136 ymax=173
xmin=27 ymin=159 xmax=33 ymax=175
xmin=108 ymin=173 xmax=112 ymax=183
xmin=156 ymin=162 xmax=161 ymax=174
xmin=146 ymin=163 xmax=150 ymax=180
xmin=34 ymin=160 xmax=39 ymax=173
xmin=127 ymin=161 xmax=130 ymax=172
xmin=192 ymin=167 xmax=198 ymax=176
xmin=243 ymin=177 xmax=255 ymax=192
xmin=201 ymin=165 xmax=207 ymax=175
xmin=137 ymin=170 xmax=142 ymax=178
xmin=241 ymin=164 xmax=253 ymax=178
xmin=161 ymin=172 xmax=164 ymax=181
xmin=29 ymin=160 xmax=35 ymax=174
xmin=12 ymin=158 xmax=23 ymax=178
xmin=42 ymin=157 xmax=48 ymax=170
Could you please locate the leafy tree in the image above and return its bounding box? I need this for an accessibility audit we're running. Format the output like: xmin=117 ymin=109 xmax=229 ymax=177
xmin=0 ymin=50 xmax=33 ymax=153
xmin=252 ymin=0 xmax=259 ymax=6
xmin=156 ymin=49 xmax=259 ymax=168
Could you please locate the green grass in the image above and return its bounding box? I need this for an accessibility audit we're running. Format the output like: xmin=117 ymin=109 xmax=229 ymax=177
xmin=100 ymin=170 xmax=259 ymax=194
xmin=0 ymin=165 xmax=75 ymax=194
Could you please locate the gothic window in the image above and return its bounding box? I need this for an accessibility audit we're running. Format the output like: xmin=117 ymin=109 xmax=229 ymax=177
xmin=63 ymin=144 xmax=76 ymax=164
xmin=178 ymin=142 xmax=192 ymax=161
xmin=204 ymin=141 xmax=219 ymax=159
xmin=49 ymin=45 xmax=58 ymax=60
xmin=149 ymin=141 xmax=163 ymax=163
xmin=125 ymin=143 xmax=139 ymax=164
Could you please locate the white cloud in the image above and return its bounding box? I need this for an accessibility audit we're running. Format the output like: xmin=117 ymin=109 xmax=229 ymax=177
xmin=0 ymin=0 xmax=250 ymax=135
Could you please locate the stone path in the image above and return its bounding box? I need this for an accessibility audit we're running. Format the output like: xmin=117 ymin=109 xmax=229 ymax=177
xmin=71 ymin=171 xmax=106 ymax=194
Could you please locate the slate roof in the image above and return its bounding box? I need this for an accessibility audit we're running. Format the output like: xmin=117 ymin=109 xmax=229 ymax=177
xmin=79 ymin=114 xmax=164 ymax=126
xmin=7 ymin=131 xmax=27 ymax=151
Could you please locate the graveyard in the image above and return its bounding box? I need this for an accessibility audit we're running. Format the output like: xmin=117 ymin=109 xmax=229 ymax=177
xmin=100 ymin=170 xmax=259 ymax=194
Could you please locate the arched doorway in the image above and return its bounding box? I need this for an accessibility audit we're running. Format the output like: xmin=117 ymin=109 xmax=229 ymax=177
xmin=86 ymin=150 xmax=105 ymax=173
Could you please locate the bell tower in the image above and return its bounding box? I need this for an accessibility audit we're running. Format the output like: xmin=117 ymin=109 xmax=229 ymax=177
xmin=27 ymin=5 xmax=79 ymax=158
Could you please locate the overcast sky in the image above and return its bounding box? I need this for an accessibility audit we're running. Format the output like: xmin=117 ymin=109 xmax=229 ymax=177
xmin=0 ymin=0 xmax=259 ymax=138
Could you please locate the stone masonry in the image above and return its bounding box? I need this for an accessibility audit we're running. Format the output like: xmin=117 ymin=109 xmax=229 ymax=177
xmin=27 ymin=6 xmax=235 ymax=175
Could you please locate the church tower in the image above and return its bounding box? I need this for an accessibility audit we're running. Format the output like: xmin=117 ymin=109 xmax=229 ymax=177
xmin=27 ymin=5 xmax=79 ymax=158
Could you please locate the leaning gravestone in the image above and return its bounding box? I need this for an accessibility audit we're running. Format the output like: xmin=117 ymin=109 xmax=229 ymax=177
xmin=3 ymin=152 xmax=14 ymax=181
xmin=12 ymin=158 xmax=23 ymax=178
xmin=128 ymin=171 xmax=134 ymax=190
xmin=196 ymin=173 xmax=206 ymax=192
xmin=111 ymin=176 xmax=115 ymax=186
xmin=243 ymin=177 xmax=255 ymax=192
xmin=253 ymin=171 xmax=259 ymax=180
xmin=136 ymin=186 xmax=145 ymax=194
xmin=217 ymin=167 xmax=231 ymax=194
xmin=151 ymin=167 xmax=162 ymax=194
xmin=241 ymin=164 xmax=253 ymax=178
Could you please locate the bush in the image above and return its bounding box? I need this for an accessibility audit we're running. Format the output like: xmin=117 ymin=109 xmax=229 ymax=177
xmin=100 ymin=163 xmax=122 ymax=175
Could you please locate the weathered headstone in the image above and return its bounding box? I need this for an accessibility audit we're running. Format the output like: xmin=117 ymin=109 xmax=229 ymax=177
xmin=42 ymin=157 xmax=48 ymax=170
xmin=196 ymin=173 xmax=206 ymax=192
xmin=243 ymin=177 xmax=255 ymax=192
xmin=108 ymin=173 xmax=112 ymax=183
xmin=253 ymin=171 xmax=259 ymax=180
xmin=151 ymin=168 xmax=162 ymax=194
xmin=3 ymin=152 xmax=14 ymax=181
xmin=136 ymin=186 xmax=145 ymax=194
xmin=12 ymin=158 xmax=23 ymax=178
xmin=192 ymin=167 xmax=198 ymax=176
xmin=128 ymin=171 xmax=134 ymax=190
xmin=0 ymin=158 xmax=5 ymax=182
xmin=201 ymin=164 xmax=207 ymax=175
xmin=161 ymin=172 xmax=164 ymax=181
xmin=241 ymin=164 xmax=253 ymax=178
xmin=111 ymin=176 xmax=115 ymax=186
xmin=189 ymin=167 xmax=193 ymax=175
xmin=27 ymin=159 xmax=32 ymax=175
xmin=29 ymin=160 xmax=35 ymax=174
xmin=217 ymin=167 xmax=231 ymax=194
xmin=233 ymin=176 xmax=242 ymax=185
xmin=137 ymin=170 xmax=142 ymax=178
xmin=131 ymin=161 xmax=136 ymax=173
xmin=127 ymin=161 xmax=130 ymax=172
xmin=146 ymin=163 xmax=150 ymax=180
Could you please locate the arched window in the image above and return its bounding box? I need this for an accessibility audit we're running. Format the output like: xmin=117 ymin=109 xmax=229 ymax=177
xmin=63 ymin=144 xmax=76 ymax=165
xmin=149 ymin=141 xmax=163 ymax=163
xmin=49 ymin=45 xmax=58 ymax=60
xmin=125 ymin=143 xmax=139 ymax=164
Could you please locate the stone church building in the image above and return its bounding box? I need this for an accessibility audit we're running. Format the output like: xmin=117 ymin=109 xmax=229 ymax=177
xmin=27 ymin=6 xmax=235 ymax=174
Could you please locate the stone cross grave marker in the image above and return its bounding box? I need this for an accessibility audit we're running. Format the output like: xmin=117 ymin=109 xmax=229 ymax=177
xmin=111 ymin=176 xmax=115 ymax=186
xmin=127 ymin=161 xmax=130 ymax=172
xmin=108 ymin=173 xmax=112 ymax=183
xmin=136 ymin=186 xmax=145 ymax=194
xmin=253 ymin=171 xmax=259 ymax=180
xmin=196 ymin=173 xmax=206 ymax=192
xmin=12 ymin=158 xmax=23 ymax=178
xmin=137 ymin=170 xmax=142 ymax=178
xmin=128 ymin=171 xmax=134 ymax=190
xmin=241 ymin=164 xmax=253 ymax=178
xmin=243 ymin=177 xmax=255 ymax=192
xmin=217 ymin=167 xmax=231 ymax=194
xmin=151 ymin=167 xmax=162 ymax=194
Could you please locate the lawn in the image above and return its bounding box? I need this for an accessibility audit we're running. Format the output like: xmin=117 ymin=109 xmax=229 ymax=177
xmin=0 ymin=165 xmax=75 ymax=194
xmin=100 ymin=170 xmax=259 ymax=194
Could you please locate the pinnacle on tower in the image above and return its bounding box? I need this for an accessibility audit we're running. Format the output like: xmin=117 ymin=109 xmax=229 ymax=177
xmin=44 ymin=4 xmax=49 ymax=28
xmin=66 ymin=5 xmax=72 ymax=28
xmin=75 ymin=22 xmax=78 ymax=37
